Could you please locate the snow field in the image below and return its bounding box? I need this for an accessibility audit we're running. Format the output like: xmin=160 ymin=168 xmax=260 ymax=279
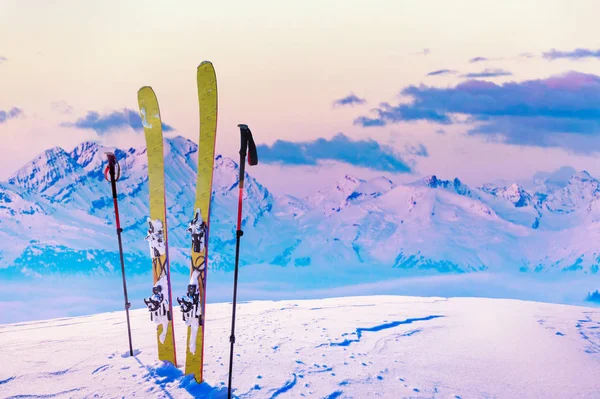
xmin=1 ymin=295 xmax=599 ymax=398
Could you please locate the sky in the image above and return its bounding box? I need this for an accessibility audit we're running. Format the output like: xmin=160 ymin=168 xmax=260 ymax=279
xmin=2 ymin=0 xmax=600 ymax=196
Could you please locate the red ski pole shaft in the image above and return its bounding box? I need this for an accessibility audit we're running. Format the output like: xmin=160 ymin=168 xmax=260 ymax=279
xmin=228 ymin=124 xmax=258 ymax=399
xmin=105 ymin=152 xmax=134 ymax=357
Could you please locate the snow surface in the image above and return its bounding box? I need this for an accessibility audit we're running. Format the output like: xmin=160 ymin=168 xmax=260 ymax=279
xmin=1 ymin=295 xmax=599 ymax=398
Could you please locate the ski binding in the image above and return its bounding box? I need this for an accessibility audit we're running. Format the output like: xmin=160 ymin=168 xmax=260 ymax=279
xmin=176 ymin=208 xmax=207 ymax=354
xmin=143 ymin=217 xmax=171 ymax=344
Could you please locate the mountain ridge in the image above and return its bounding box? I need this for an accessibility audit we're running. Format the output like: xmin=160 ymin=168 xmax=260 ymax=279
xmin=1 ymin=136 xmax=600 ymax=277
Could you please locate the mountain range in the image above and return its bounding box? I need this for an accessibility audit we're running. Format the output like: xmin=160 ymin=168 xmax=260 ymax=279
xmin=1 ymin=136 xmax=600 ymax=278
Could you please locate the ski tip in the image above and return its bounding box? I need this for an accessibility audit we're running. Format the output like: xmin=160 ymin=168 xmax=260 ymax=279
xmin=198 ymin=60 xmax=214 ymax=72
xmin=138 ymin=85 xmax=154 ymax=94
xmin=137 ymin=86 xmax=157 ymax=104
xmin=237 ymin=123 xmax=249 ymax=129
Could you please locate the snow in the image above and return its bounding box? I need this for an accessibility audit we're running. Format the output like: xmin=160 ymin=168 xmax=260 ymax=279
xmin=1 ymin=137 xmax=600 ymax=336
xmin=307 ymin=174 xmax=362 ymax=214
xmin=4 ymin=137 xmax=600 ymax=275
xmin=140 ymin=107 xmax=152 ymax=128
xmin=0 ymin=295 xmax=599 ymax=398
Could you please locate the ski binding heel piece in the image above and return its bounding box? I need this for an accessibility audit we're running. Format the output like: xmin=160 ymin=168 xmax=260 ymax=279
xmin=144 ymin=277 xmax=170 ymax=344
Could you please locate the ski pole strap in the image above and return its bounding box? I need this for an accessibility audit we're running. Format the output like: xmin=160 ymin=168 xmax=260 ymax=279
xmin=104 ymin=152 xmax=121 ymax=182
xmin=237 ymin=124 xmax=258 ymax=166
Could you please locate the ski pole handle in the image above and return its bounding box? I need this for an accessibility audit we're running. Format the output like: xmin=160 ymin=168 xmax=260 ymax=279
xmin=237 ymin=124 xmax=258 ymax=166
xmin=104 ymin=152 xmax=121 ymax=184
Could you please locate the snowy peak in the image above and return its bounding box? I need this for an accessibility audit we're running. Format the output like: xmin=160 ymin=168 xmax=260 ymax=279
xmin=333 ymin=174 xmax=362 ymax=197
xmin=306 ymin=175 xmax=395 ymax=216
xmin=570 ymin=170 xmax=596 ymax=185
xmin=336 ymin=174 xmax=361 ymax=191
xmin=311 ymin=175 xmax=361 ymax=202
xmin=307 ymin=174 xmax=363 ymax=214
xmin=532 ymin=166 xmax=592 ymax=194
xmin=214 ymin=154 xmax=239 ymax=172
xmin=212 ymin=154 xmax=242 ymax=193
xmin=212 ymin=154 xmax=268 ymax=196
xmin=481 ymin=183 xmax=533 ymax=208
xmin=417 ymin=175 xmax=474 ymax=197
xmin=210 ymin=153 xmax=273 ymax=220
xmin=341 ymin=174 xmax=360 ymax=185
xmin=347 ymin=176 xmax=395 ymax=202
xmin=504 ymin=184 xmax=528 ymax=205
xmin=166 ymin=135 xmax=197 ymax=158
xmin=545 ymin=170 xmax=600 ymax=213
xmin=8 ymin=147 xmax=81 ymax=195
xmin=70 ymin=141 xmax=101 ymax=170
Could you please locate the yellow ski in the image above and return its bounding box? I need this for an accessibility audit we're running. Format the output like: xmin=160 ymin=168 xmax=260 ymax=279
xmin=138 ymin=86 xmax=177 ymax=366
xmin=176 ymin=61 xmax=218 ymax=383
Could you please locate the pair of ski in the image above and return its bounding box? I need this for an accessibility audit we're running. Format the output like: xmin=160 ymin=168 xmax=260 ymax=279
xmin=138 ymin=61 xmax=217 ymax=383
xmin=105 ymin=60 xmax=258 ymax=389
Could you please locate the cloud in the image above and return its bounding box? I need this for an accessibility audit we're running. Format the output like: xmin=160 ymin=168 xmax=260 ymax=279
xmin=469 ymin=57 xmax=489 ymax=63
xmin=412 ymin=48 xmax=431 ymax=56
xmin=0 ymin=56 xmax=7 ymax=64
xmin=354 ymin=101 xmax=451 ymax=127
xmin=62 ymin=108 xmax=174 ymax=135
xmin=353 ymin=116 xmax=387 ymax=127
xmin=353 ymin=71 xmax=600 ymax=150
xmin=426 ymin=67 xmax=512 ymax=78
xmin=256 ymin=133 xmax=411 ymax=173
xmin=405 ymin=143 xmax=429 ymax=157
xmin=426 ymin=69 xmax=457 ymax=76
xmin=0 ymin=107 xmax=23 ymax=124
xmin=332 ymin=93 xmax=366 ymax=107
xmin=461 ymin=68 xmax=512 ymax=78
xmin=543 ymin=48 xmax=600 ymax=61
xmin=51 ymin=101 xmax=74 ymax=115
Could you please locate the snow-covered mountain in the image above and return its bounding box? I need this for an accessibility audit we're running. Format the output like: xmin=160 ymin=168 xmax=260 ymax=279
xmin=2 ymin=136 xmax=600 ymax=277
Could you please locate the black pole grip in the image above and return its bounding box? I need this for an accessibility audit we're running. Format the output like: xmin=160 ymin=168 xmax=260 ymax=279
xmin=237 ymin=124 xmax=258 ymax=166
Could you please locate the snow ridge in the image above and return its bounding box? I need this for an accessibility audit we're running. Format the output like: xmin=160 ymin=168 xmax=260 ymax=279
xmin=2 ymin=137 xmax=600 ymax=275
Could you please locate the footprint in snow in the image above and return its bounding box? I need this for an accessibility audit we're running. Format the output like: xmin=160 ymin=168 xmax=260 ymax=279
xmin=92 ymin=365 xmax=110 ymax=375
xmin=121 ymin=349 xmax=141 ymax=358
xmin=0 ymin=376 xmax=16 ymax=385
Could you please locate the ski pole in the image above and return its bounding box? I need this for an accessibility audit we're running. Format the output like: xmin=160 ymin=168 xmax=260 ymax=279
xmin=104 ymin=152 xmax=134 ymax=357
xmin=227 ymin=124 xmax=258 ymax=399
